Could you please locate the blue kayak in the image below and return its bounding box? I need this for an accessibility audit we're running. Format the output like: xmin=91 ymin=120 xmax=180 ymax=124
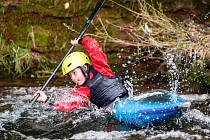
xmin=112 ymin=90 xmax=190 ymax=128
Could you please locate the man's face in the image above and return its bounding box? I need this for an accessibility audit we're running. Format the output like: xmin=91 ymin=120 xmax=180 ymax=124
xmin=67 ymin=67 xmax=86 ymax=86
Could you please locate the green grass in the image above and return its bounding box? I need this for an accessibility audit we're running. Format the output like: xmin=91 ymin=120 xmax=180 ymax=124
xmin=0 ymin=34 xmax=32 ymax=78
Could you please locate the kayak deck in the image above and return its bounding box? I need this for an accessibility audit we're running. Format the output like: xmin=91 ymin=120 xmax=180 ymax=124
xmin=112 ymin=90 xmax=190 ymax=127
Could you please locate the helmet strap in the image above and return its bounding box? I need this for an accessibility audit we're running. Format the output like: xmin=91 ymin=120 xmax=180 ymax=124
xmin=79 ymin=64 xmax=90 ymax=85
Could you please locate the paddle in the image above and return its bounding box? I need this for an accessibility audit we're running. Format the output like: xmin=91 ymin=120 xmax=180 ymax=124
xmin=31 ymin=0 xmax=106 ymax=105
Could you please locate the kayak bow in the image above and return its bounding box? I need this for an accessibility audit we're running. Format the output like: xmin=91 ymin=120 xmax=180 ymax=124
xmin=112 ymin=90 xmax=190 ymax=127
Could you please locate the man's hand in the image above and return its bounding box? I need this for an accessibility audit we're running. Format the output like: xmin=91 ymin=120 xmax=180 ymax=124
xmin=33 ymin=91 xmax=48 ymax=102
xmin=71 ymin=38 xmax=80 ymax=46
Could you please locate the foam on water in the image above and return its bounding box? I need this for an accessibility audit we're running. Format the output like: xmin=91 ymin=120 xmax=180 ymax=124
xmin=71 ymin=130 xmax=132 ymax=139
xmin=0 ymin=87 xmax=69 ymax=127
xmin=183 ymin=109 xmax=210 ymax=128
xmin=71 ymin=128 xmax=206 ymax=140
xmin=147 ymin=130 xmax=203 ymax=140
xmin=1 ymin=87 xmax=210 ymax=139
xmin=0 ymin=88 xmax=31 ymax=128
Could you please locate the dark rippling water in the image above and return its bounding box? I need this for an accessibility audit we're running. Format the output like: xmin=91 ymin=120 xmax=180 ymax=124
xmin=0 ymin=87 xmax=210 ymax=140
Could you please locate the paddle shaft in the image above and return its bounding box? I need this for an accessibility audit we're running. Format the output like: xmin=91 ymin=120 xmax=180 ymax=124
xmin=31 ymin=0 xmax=106 ymax=105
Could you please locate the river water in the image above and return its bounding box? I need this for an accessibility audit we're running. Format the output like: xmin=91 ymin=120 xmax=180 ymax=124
xmin=0 ymin=86 xmax=210 ymax=140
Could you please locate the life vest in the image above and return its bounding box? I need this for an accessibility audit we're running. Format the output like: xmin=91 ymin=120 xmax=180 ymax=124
xmin=85 ymin=66 xmax=128 ymax=108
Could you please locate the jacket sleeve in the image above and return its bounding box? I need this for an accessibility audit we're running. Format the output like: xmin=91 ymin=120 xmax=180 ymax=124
xmin=53 ymin=86 xmax=90 ymax=111
xmin=82 ymin=36 xmax=115 ymax=76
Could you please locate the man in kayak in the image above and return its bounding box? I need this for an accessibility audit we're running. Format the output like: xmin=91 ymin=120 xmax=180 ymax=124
xmin=34 ymin=36 xmax=129 ymax=111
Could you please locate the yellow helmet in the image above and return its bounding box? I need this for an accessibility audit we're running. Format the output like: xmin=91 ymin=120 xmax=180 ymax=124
xmin=62 ymin=52 xmax=91 ymax=75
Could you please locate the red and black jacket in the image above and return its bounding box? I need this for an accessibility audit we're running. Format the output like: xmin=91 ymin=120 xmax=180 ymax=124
xmin=53 ymin=37 xmax=127 ymax=111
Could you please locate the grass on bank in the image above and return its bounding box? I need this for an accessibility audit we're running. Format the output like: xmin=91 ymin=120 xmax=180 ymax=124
xmin=0 ymin=34 xmax=32 ymax=78
xmin=0 ymin=33 xmax=55 ymax=79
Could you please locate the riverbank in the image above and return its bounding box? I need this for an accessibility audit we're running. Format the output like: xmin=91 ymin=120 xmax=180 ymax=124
xmin=0 ymin=0 xmax=209 ymax=93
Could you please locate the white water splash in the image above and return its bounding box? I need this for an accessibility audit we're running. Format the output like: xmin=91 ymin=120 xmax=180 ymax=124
xmin=166 ymin=53 xmax=179 ymax=93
